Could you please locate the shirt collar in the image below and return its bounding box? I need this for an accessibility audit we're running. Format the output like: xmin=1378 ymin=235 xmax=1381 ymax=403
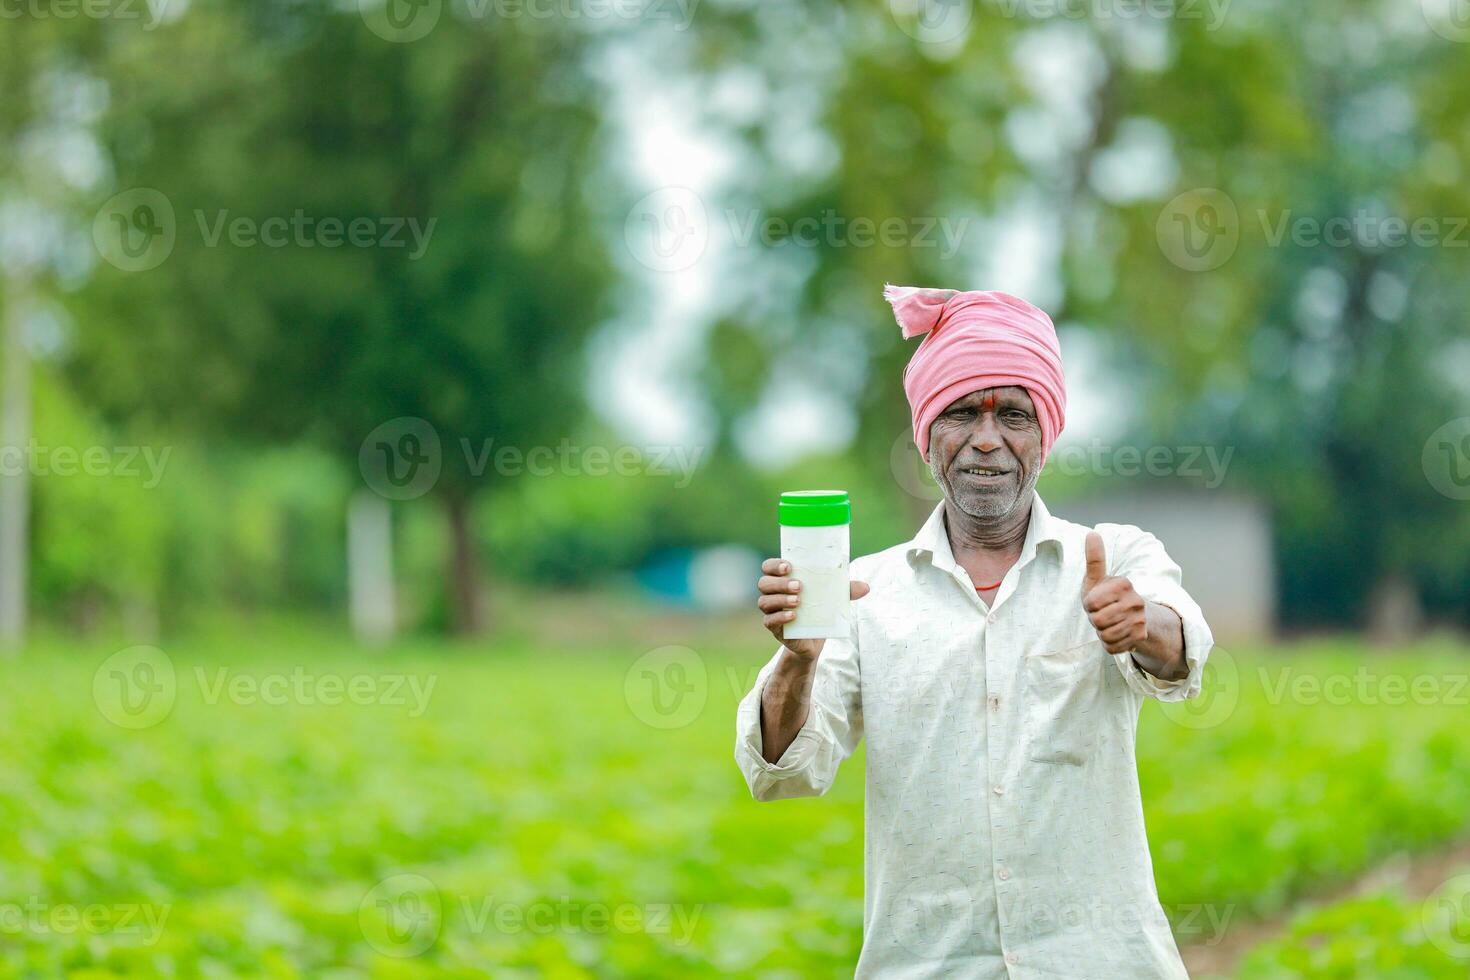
xmin=906 ymin=492 xmax=1066 ymax=574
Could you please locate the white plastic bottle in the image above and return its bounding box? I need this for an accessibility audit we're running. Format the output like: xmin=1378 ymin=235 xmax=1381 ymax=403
xmin=779 ymin=490 xmax=851 ymax=640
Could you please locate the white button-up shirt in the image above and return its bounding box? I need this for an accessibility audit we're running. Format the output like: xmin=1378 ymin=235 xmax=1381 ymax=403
xmin=735 ymin=493 xmax=1214 ymax=978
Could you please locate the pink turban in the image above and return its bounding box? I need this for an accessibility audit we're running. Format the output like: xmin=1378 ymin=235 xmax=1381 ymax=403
xmin=884 ymin=284 xmax=1066 ymax=464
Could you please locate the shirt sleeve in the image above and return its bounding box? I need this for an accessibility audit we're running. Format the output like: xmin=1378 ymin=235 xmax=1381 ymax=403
xmin=1095 ymin=523 xmax=1214 ymax=702
xmin=733 ymin=628 xmax=864 ymax=802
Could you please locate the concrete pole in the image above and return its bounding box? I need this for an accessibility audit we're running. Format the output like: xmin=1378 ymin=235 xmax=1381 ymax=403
xmin=0 ymin=270 xmax=32 ymax=651
xmin=347 ymin=488 xmax=396 ymax=644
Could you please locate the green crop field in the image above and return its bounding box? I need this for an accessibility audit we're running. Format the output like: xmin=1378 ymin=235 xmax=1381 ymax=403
xmin=2 ymin=630 xmax=1469 ymax=977
xmin=1233 ymin=871 xmax=1470 ymax=979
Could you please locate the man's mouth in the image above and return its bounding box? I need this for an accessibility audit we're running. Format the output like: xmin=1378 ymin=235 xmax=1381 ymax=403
xmin=958 ymin=465 xmax=1013 ymax=480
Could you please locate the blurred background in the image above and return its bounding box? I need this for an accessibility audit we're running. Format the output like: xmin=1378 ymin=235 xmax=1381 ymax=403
xmin=2 ymin=0 xmax=1470 ymax=975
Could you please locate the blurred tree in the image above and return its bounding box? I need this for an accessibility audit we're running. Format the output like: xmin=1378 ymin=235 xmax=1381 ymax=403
xmin=1096 ymin=9 xmax=1470 ymax=633
xmin=69 ymin=2 xmax=615 ymax=634
xmin=678 ymin=1 xmax=1470 ymax=631
xmin=0 ymin=18 xmax=114 ymax=646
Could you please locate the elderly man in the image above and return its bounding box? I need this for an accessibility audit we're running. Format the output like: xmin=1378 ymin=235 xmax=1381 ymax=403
xmin=735 ymin=285 xmax=1214 ymax=978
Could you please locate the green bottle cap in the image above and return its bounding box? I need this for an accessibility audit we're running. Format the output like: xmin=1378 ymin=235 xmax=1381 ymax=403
xmin=778 ymin=490 xmax=851 ymax=527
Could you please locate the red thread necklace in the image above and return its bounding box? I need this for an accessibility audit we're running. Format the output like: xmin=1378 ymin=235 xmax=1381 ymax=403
xmin=974 ymin=580 xmax=1003 ymax=591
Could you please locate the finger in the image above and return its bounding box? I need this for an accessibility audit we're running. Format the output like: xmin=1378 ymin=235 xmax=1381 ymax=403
xmin=757 ymin=593 xmax=799 ymax=613
xmin=1087 ymin=602 xmax=1132 ymax=630
xmin=850 ymin=580 xmax=871 ymax=601
xmin=1083 ymin=531 xmax=1107 ymax=593
xmin=763 ymin=611 xmax=796 ymax=630
xmin=757 ymin=575 xmax=795 ymax=595
xmin=1083 ymin=581 xmax=1124 ymax=613
xmin=761 ymin=558 xmax=791 ymax=575
xmin=1083 ymin=575 xmax=1131 ymax=612
xmin=1100 ymin=621 xmax=1135 ymax=645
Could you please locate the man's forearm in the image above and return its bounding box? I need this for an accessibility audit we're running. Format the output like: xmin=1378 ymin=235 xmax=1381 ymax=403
xmin=759 ymin=648 xmax=819 ymax=764
xmin=1130 ymin=600 xmax=1189 ymax=681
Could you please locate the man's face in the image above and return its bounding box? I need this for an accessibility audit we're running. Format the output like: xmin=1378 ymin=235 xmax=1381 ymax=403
xmin=927 ymin=386 xmax=1043 ymax=521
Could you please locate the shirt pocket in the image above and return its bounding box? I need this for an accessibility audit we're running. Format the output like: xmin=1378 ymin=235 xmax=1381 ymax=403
xmin=1024 ymin=638 xmax=1106 ymax=766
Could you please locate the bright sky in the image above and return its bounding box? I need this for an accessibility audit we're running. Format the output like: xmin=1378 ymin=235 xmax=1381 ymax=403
xmin=589 ymin=25 xmax=1166 ymax=468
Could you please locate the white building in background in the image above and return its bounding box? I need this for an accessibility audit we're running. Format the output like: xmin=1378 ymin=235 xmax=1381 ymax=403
xmin=1053 ymin=492 xmax=1275 ymax=643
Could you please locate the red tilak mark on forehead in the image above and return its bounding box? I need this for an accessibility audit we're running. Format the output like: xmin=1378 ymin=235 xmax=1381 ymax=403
xmin=979 ymin=392 xmax=996 ymax=413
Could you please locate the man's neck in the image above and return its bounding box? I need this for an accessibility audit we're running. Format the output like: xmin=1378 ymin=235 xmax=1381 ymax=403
xmin=943 ymin=496 xmax=1033 ymax=562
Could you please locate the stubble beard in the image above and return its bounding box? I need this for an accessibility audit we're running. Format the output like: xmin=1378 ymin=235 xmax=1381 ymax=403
xmin=930 ymin=456 xmax=1041 ymax=522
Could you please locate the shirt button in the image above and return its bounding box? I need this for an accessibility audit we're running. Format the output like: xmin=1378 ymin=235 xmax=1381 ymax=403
xmin=988 ymin=695 xmax=1001 ymax=711
xmin=997 ymin=867 xmax=1010 ymax=881
xmin=1005 ymin=951 xmax=1019 ymax=965
xmin=993 ymin=785 xmax=1004 ymax=796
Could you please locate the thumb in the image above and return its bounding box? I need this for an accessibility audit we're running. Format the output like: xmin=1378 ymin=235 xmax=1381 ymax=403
xmin=1082 ymin=531 xmax=1107 ymax=593
xmin=850 ymin=580 xmax=871 ymax=601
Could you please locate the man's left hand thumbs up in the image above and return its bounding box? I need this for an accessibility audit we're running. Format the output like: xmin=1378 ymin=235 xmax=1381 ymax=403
xmin=1081 ymin=531 xmax=1148 ymax=655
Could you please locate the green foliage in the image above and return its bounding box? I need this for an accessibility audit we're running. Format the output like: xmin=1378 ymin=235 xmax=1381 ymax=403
xmin=1141 ymin=640 xmax=1470 ymax=922
xmin=1 ymin=633 xmax=1467 ymax=975
xmin=683 ymin=1 xmax=1470 ymax=627
xmin=24 ymin=364 xmax=353 ymax=630
xmin=28 ymin=368 xmax=168 ymax=622
xmin=1236 ymin=884 xmax=1470 ymax=979
xmin=70 ymin=2 xmax=615 ymax=476
xmin=152 ymin=447 xmax=352 ymax=617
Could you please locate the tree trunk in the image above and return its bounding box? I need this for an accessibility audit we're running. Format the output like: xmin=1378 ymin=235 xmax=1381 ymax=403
xmin=347 ymin=489 xmax=396 ymax=644
xmin=444 ymin=490 xmax=485 ymax=635
xmin=1366 ymin=571 xmax=1422 ymax=646
xmin=0 ymin=270 xmax=32 ymax=653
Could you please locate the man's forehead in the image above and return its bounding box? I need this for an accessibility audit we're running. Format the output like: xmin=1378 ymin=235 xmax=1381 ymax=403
xmin=944 ymin=386 xmax=1035 ymax=411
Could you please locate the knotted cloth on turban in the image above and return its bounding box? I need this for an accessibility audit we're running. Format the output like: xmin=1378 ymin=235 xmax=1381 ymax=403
xmin=884 ymin=284 xmax=1067 ymax=464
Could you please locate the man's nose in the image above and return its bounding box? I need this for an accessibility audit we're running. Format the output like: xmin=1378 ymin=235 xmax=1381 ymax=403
xmin=969 ymin=413 xmax=1003 ymax=453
